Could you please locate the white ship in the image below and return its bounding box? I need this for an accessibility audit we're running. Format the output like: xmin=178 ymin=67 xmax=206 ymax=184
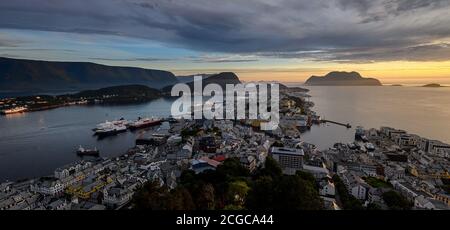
xmin=1 ymin=106 xmax=27 ymax=115
xmin=92 ymin=118 xmax=129 ymax=131
xmin=93 ymin=118 xmax=129 ymax=137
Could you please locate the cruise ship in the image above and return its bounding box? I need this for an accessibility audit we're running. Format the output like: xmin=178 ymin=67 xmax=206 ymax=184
xmin=92 ymin=118 xmax=129 ymax=131
xmin=128 ymin=117 xmax=162 ymax=130
xmin=94 ymin=120 xmax=128 ymax=137
xmin=1 ymin=106 xmax=27 ymax=115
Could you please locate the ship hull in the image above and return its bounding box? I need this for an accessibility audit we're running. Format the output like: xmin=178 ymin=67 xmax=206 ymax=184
xmin=129 ymin=120 xmax=161 ymax=130
xmin=95 ymin=128 xmax=127 ymax=137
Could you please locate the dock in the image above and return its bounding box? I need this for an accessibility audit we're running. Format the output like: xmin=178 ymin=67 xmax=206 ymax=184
xmin=321 ymin=119 xmax=352 ymax=128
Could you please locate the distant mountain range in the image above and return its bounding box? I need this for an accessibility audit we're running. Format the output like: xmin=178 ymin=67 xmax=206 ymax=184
xmin=176 ymin=74 xmax=213 ymax=83
xmin=163 ymin=72 xmax=241 ymax=93
xmin=305 ymin=71 xmax=382 ymax=86
xmin=0 ymin=57 xmax=178 ymax=92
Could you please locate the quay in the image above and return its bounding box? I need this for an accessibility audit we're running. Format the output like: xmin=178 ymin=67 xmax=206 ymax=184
xmin=321 ymin=119 xmax=352 ymax=128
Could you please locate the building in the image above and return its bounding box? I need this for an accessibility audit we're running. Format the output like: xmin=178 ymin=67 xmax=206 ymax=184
xmin=270 ymin=147 xmax=304 ymax=175
xmin=302 ymin=164 xmax=330 ymax=179
xmin=341 ymin=172 xmax=371 ymax=200
xmin=240 ymin=155 xmax=257 ymax=172
xmin=191 ymin=157 xmax=221 ymax=174
xmin=390 ymin=180 xmax=418 ymax=202
xmin=103 ymin=187 xmax=134 ymax=209
xmin=434 ymin=193 xmax=450 ymax=207
xmin=319 ymin=180 xmax=335 ymax=197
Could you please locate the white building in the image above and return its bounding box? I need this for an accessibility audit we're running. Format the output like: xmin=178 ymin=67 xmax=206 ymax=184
xmin=270 ymin=147 xmax=304 ymax=175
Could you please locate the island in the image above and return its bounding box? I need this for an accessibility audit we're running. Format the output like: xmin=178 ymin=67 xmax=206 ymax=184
xmin=422 ymin=83 xmax=443 ymax=88
xmin=304 ymin=71 xmax=382 ymax=86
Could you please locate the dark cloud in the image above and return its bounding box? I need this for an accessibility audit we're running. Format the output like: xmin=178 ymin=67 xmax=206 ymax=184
xmin=1 ymin=0 xmax=450 ymax=62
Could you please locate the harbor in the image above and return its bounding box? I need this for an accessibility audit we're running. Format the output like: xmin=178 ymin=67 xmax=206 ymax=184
xmin=1 ymin=84 xmax=449 ymax=210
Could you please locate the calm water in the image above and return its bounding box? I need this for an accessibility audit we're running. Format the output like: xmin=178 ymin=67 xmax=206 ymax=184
xmin=299 ymin=86 xmax=450 ymax=150
xmin=0 ymin=98 xmax=175 ymax=182
xmin=1 ymin=86 xmax=450 ymax=181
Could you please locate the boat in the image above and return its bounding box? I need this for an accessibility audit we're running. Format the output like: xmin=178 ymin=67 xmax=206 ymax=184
xmin=128 ymin=117 xmax=162 ymax=130
xmin=1 ymin=106 xmax=27 ymax=115
xmin=365 ymin=143 xmax=376 ymax=152
xmin=95 ymin=123 xmax=127 ymax=137
xmin=92 ymin=118 xmax=129 ymax=131
xmin=76 ymin=145 xmax=99 ymax=156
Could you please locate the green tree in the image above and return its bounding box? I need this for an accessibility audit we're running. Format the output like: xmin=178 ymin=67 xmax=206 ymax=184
xmin=274 ymin=175 xmax=323 ymax=210
xmin=258 ymin=156 xmax=282 ymax=179
xmin=227 ymin=180 xmax=250 ymax=207
xmin=246 ymin=176 xmax=276 ymax=210
xmin=382 ymin=191 xmax=412 ymax=210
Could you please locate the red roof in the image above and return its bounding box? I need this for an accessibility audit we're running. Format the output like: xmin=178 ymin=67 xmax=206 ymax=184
xmin=212 ymin=155 xmax=226 ymax=162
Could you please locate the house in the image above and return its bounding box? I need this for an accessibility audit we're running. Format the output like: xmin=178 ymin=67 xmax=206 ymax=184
xmin=54 ymin=168 xmax=70 ymax=179
xmin=103 ymin=187 xmax=134 ymax=209
xmin=199 ymin=136 xmax=217 ymax=153
xmin=384 ymin=164 xmax=405 ymax=180
xmin=367 ymin=188 xmax=384 ymax=204
xmin=341 ymin=172 xmax=371 ymax=200
xmin=390 ymin=180 xmax=418 ymax=202
xmin=191 ymin=157 xmax=221 ymax=174
xmin=47 ymin=199 xmax=71 ymax=210
xmin=240 ymin=155 xmax=257 ymax=172
xmin=30 ymin=179 xmax=65 ymax=196
xmin=302 ymin=164 xmax=330 ymax=180
xmin=414 ymin=195 xmax=449 ymax=210
xmin=434 ymin=193 xmax=450 ymax=207
xmin=319 ymin=180 xmax=335 ymax=197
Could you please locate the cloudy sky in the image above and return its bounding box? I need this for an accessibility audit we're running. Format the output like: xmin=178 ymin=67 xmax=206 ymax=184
xmin=1 ymin=0 xmax=450 ymax=84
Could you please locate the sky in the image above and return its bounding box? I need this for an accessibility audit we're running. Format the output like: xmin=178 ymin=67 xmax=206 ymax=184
xmin=1 ymin=0 xmax=450 ymax=84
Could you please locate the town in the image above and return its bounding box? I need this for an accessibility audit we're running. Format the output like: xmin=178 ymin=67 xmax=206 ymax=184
xmin=1 ymin=86 xmax=449 ymax=210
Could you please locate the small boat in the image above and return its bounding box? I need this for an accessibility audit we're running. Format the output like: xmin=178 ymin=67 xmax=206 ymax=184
xmin=365 ymin=143 xmax=376 ymax=152
xmin=76 ymin=145 xmax=99 ymax=156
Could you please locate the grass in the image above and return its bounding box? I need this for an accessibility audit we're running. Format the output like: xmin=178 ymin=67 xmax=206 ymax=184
xmin=363 ymin=177 xmax=392 ymax=188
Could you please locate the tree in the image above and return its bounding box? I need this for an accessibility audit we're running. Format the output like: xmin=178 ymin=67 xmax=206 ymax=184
xmin=366 ymin=203 xmax=382 ymax=210
xmin=258 ymin=156 xmax=282 ymax=179
xmin=195 ymin=183 xmax=216 ymax=210
xmin=216 ymin=158 xmax=250 ymax=179
xmin=246 ymin=176 xmax=276 ymax=210
xmin=167 ymin=187 xmax=195 ymax=210
xmin=132 ymin=181 xmax=170 ymax=210
xmin=274 ymin=175 xmax=323 ymax=210
xmin=227 ymin=180 xmax=250 ymax=207
xmin=382 ymin=191 xmax=412 ymax=210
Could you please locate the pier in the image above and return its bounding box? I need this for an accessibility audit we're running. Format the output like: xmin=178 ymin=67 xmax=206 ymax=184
xmin=321 ymin=119 xmax=352 ymax=128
